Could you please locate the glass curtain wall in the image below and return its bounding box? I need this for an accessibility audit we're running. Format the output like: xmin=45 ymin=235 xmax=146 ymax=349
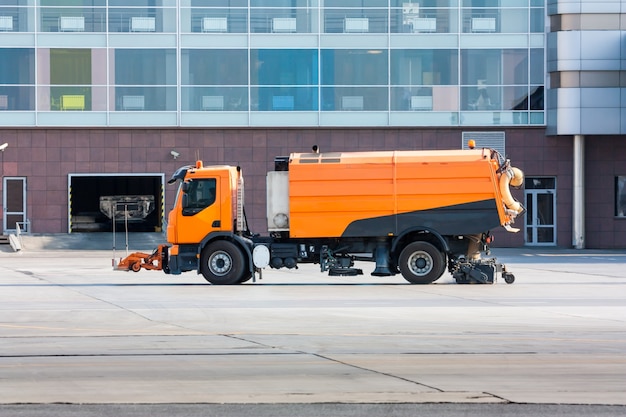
xmin=0 ymin=0 xmax=545 ymax=126
xmin=114 ymin=49 xmax=177 ymax=111
xmin=0 ymin=48 xmax=35 ymax=111
xmin=181 ymin=49 xmax=248 ymax=111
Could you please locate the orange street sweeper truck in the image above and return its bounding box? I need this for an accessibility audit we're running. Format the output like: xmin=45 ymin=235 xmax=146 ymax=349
xmin=117 ymin=145 xmax=524 ymax=285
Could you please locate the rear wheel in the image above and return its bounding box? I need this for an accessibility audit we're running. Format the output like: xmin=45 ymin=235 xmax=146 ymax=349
xmin=200 ymin=240 xmax=245 ymax=285
xmin=238 ymin=271 xmax=253 ymax=283
xmin=398 ymin=241 xmax=445 ymax=284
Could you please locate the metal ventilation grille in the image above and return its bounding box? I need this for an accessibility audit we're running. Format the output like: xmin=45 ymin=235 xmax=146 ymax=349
xmin=462 ymin=131 xmax=506 ymax=157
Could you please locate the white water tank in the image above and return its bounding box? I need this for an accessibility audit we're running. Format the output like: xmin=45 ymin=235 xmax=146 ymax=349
xmin=266 ymin=171 xmax=290 ymax=231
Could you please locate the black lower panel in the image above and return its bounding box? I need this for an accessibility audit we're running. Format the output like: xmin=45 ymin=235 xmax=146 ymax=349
xmin=342 ymin=199 xmax=501 ymax=237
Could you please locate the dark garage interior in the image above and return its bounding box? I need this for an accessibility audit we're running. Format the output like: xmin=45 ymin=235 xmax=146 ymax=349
xmin=69 ymin=175 xmax=163 ymax=233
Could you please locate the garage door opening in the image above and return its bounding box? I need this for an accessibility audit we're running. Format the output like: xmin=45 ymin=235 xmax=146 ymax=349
xmin=68 ymin=174 xmax=164 ymax=233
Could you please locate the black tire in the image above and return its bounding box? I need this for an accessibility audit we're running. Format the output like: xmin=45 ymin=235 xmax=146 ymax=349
xmin=398 ymin=241 xmax=445 ymax=284
xmin=238 ymin=271 xmax=253 ymax=284
xmin=503 ymin=272 xmax=515 ymax=284
xmin=200 ymin=240 xmax=245 ymax=285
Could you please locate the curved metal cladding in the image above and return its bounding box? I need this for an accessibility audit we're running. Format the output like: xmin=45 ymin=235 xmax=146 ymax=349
xmin=288 ymin=149 xmax=506 ymax=239
xmin=341 ymin=200 xmax=502 ymax=237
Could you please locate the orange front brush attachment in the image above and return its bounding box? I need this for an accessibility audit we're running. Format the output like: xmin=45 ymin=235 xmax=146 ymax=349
xmin=116 ymin=244 xmax=168 ymax=272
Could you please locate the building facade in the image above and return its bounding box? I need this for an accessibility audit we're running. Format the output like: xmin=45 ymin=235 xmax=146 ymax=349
xmin=0 ymin=0 xmax=625 ymax=248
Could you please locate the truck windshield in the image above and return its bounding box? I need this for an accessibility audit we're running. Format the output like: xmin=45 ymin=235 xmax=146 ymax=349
xmin=182 ymin=178 xmax=216 ymax=216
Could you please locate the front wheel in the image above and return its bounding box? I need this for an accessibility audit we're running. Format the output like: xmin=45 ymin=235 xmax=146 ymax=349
xmin=503 ymin=272 xmax=515 ymax=284
xmin=398 ymin=241 xmax=445 ymax=284
xmin=200 ymin=240 xmax=246 ymax=285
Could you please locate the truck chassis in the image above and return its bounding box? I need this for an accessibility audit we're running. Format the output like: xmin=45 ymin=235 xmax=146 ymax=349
xmin=118 ymin=232 xmax=515 ymax=285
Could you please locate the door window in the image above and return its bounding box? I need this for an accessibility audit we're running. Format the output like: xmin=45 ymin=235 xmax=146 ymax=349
xmin=3 ymin=177 xmax=27 ymax=234
xmin=524 ymin=177 xmax=556 ymax=246
xmin=183 ymin=178 xmax=216 ymax=216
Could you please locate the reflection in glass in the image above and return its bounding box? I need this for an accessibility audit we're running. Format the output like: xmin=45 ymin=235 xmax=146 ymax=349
xmin=321 ymin=50 xmax=388 ymax=86
xmin=251 ymin=87 xmax=318 ymax=111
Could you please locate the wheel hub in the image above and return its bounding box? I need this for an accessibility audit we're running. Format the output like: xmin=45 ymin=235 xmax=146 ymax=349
xmin=210 ymin=251 xmax=232 ymax=276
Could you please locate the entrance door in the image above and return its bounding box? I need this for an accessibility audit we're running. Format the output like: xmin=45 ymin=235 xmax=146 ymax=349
xmin=525 ymin=177 xmax=556 ymax=246
xmin=3 ymin=177 xmax=27 ymax=234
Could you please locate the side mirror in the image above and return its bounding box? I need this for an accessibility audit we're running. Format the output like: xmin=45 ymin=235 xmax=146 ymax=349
xmin=181 ymin=181 xmax=189 ymax=193
xmin=181 ymin=193 xmax=189 ymax=209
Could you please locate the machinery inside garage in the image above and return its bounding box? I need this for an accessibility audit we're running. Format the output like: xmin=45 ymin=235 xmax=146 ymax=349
xmin=69 ymin=174 xmax=164 ymax=233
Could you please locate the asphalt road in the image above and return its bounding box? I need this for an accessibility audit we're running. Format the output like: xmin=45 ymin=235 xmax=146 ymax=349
xmin=1 ymin=235 xmax=625 ymax=416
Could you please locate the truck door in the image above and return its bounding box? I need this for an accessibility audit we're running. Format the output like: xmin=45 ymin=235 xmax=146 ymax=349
xmin=175 ymin=177 xmax=222 ymax=243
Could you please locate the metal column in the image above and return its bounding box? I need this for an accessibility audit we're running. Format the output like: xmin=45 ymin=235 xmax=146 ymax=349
xmin=572 ymin=135 xmax=585 ymax=249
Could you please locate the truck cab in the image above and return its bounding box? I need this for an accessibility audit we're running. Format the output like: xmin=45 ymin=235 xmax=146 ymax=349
xmin=165 ymin=162 xmax=244 ymax=276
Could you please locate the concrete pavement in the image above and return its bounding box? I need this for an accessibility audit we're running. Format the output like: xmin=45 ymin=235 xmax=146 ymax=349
xmin=0 ymin=233 xmax=625 ymax=407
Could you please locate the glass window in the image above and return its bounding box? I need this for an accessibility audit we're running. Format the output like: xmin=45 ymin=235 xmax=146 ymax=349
xmin=461 ymin=49 xmax=501 ymax=110
xmin=251 ymin=49 xmax=318 ymax=86
xmin=502 ymin=49 xmax=528 ymax=85
xmin=461 ymin=85 xmax=498 ymax=111
xmin=325 ymin=0 xmax=388 ymax=6
xmin=0 ymin=86 xmax=34 ymax=110
xmin=51 ymin=49 xmax=91 ymax=85
xmin=50 ymin=49 xmax=91 ymax=111
xmin=323 ymin=6 xmax=388 ymax=33
xmin=190 ymin=0 xmax=247 ymax=6
xmin=109 ymin=0 xmax=170 ymax=6
xmin=320 ymin=49 xmax=388 ymax=111
xmin=0 ymin=1 xmax=31 ymax=32
xmin=526 ymin=177 xmax=556 ymax=190
xmin=1 ymin=53 xmax=34 ymax=111
xmin=41 ymin=0 xmax=106 ymax=4
xmin=530 ymin=48 xmax=544 ymax=85
xmin=499 ymin=8 xmax=528 ymax=33
xmin=186 ymin=8 xmax=247 ymax=33
xmin=391 ymin=50 xmax=458 ymax=86
xmin=40 ymin=1 xmax=107 ymax=32
xmin=250 ymin=4 xmax=317 ymax=33
xmin=0 ymin=48 xmax=34 ymax=85
xmin=114 ymin=86 xmax=177 ymax=111
xmin=182 ymin=86 xmax=248 ymax=111
xmin=182 ymin=48 xmax=248 ymax=111
xmin=108 ymin=2 xmax=176 ymax=33
xmin=183 ymin=178 xmax=216 ymax=216
xmin=114 ymin=49 xmax=176 ymax=111
xmin=391 ymin=5 xmax=458 ymax=34
xmin=528 ymin=86 xmax=543 ymax=111
xmin=249 ymin=2 xmax=315 ymax=33
xmin=183 ymin=49 xmax=247 ymax=85
xmin=321 ymin=87 xmax=387 ymax=111
xmin=462 ymin=0 xmax=502 ymax=6
xmin=616 ymin=177 xmax=626 ymax=217
xmin=504 ymin=86 xmax=531 ymax=111
xmin=251 ymin=86 xmax=318 ymax=111
xmin=115 ymin=49 xmax=176 ymax=85
xmin=250 ymin=49 xmax=318 ymax=111
xmin=321 ymin=49 xmax=387 ymax=86
xmin=530 ymin=7 xmax=544 ymax=33
xmin=391 ymin=0 xmax=458 ymax=6
xmin=251 ymin=0 xmax=309 ymax=6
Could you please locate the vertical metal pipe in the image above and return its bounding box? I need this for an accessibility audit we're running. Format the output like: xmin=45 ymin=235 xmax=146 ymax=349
xmin=572 ymin=135 xmax=585 ymax=249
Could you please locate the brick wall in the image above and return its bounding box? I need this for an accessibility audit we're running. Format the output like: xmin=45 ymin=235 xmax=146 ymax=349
xmin=1 ymin=126 xmax=624 ymax=248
